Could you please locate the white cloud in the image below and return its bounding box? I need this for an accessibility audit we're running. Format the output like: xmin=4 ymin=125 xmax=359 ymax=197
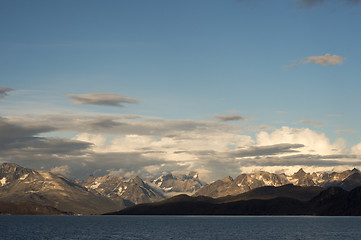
xmin=256 ymin=126 xmax=346 ymax=155
xmin=351 ymin=142 xmax=361 ymax=155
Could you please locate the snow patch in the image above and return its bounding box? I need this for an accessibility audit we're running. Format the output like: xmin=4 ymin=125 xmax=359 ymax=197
xmin=117 ymin=185 xmax=127 ymax=196
xmin=90 ymin=182 xmax=101 ymax=189
xmin=117 ymin=186 xmax=124 ymax=196
xmin=0 ymin=177 xmax=7 ymax=186
xmin=263 ymin=180 xmax=273 ymax=186
xmin=39 ymin=171 xmax=52 ymax=179
xmin=19 ymin=174 xmax=29 ymax=181
xmin=163 ymin=187 xmax=173 ymax=192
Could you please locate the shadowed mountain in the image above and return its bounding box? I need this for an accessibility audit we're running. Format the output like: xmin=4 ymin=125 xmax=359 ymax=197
xmin=215 ymin=184 xmax=323 ymax=203
xmin=333 ymin=172 xmax=361 ymax=191
xmin=108 ymin=185 xmax=361 ymax=216
xmin=0 ymin=201 xmax=70 ymax=215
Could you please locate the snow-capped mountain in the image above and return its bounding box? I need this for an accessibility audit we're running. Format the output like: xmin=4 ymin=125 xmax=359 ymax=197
xmin=2 ymin=162 xmax=361 ymax=214
xmin=0 ymin=163 xmax=123 ymax=214
xmin=194 ymin=168 xmax=361 ymax=198
xmin=151 ymin=171 xmax=205 ymax=195
xmin=82 ymin=174 xmax=164 ymax=205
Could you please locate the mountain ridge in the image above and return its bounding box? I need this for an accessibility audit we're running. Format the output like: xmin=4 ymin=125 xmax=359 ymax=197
xmin=108 ymin=185 xmax=361 ymax=216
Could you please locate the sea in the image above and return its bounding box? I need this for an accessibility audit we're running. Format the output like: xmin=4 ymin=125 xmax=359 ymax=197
xmin=1 ymin=215 xmax=361 ymax=240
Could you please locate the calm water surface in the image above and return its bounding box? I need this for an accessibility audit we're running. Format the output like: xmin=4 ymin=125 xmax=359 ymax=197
xmin=1 ymin=215 xmax=361 ymax=240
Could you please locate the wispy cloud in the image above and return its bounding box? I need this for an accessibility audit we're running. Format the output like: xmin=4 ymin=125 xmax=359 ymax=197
xmin=275 ymin=110 xmax=286 ymax=114
xmin=298 ymin=0 xmax=325 ymax=7
xmin=239 ymin=0 xmax=361 ymax=9
xmin=285 ymin=53 xmax=346 ymax=70
xmin=300 ymin=119 xmax=324 ymax=126
xmin=305 ymin=53 xmax=346 ymax=66
xmin=335 ymin=129 xmax=356 ymax=133
xmin=214 ymin=114 xmax=250 ymax=122
xmin=50 ymin=165 xmax=71 ymax=176
xmin=230 ymin=143 xmax=305 ymax=158
xmin=298 ymin=0 xmax=361 ymax=8
xmin=0 ymin=87 xmax=14 ymax=100
xmin=67 ymin=92 xmax=138 ymax=107
xmin=328 ymin=114 xmax=342 ymax=118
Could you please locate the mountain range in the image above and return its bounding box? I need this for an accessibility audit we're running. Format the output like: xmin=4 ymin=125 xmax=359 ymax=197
xmin=194 ymin=168 xmax=361 ymax=198
xmin=1 ymin=162 xmax=361 ymax=215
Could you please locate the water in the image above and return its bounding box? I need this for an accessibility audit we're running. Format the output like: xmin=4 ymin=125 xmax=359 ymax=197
xmin=1 ymin=215 xmax=361 ymax=240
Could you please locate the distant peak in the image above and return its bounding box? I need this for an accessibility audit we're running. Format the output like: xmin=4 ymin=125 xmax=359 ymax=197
xmin=1 ymin=162 xmax=21 ymax=168
xmin=133 ymin=176 xmax=145 ymax=186
xmin=295 ymin=168 xmax=306 ymax=175
xmin=188 ymin=171 xmax=199 ymax=179
xmin=351 ymin=168 xmax=359 ymax=172
xmin=222 ymin=176 xmax=233 ymax=182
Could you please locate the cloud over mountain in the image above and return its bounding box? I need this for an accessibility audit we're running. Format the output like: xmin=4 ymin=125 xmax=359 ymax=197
xmin=1 ymin=114 xmax=361 ymax=182
xmin=67 ymin=92 xmax=138 ymax=107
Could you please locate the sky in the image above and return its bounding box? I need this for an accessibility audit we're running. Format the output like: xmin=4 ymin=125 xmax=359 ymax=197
xmin=1 ymin=0 xmax=361 ymax=182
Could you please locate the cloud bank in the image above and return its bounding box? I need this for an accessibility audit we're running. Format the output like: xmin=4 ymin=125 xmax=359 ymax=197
xmin=2 ymin=113 xmax=361 ymax=182
xmin=67 ymin=92 xmax=138 ymax=107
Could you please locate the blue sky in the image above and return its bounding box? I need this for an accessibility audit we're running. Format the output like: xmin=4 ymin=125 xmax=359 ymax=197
xmin=1 ymin=0 xmax=361 ymax=181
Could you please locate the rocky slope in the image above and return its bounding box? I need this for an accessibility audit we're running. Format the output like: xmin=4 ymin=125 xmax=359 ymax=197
xmin=150 ymin=171 xmax=205 ymax=195
xmin=82 ymin=174 xmax=164 ymax=205
xmin=0 ymin=163 xmax=123 ymax=215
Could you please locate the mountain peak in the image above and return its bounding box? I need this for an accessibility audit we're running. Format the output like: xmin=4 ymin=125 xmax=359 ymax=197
xmin=293 ymin=168 xmax=306 ymax=178
xmin=133 ymin=176 xmax=145 ymax=186
xmin=222 ymin=176 xmax=233 ymax=182
xmin=1 ymin=162 xmax=22 ymax=169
